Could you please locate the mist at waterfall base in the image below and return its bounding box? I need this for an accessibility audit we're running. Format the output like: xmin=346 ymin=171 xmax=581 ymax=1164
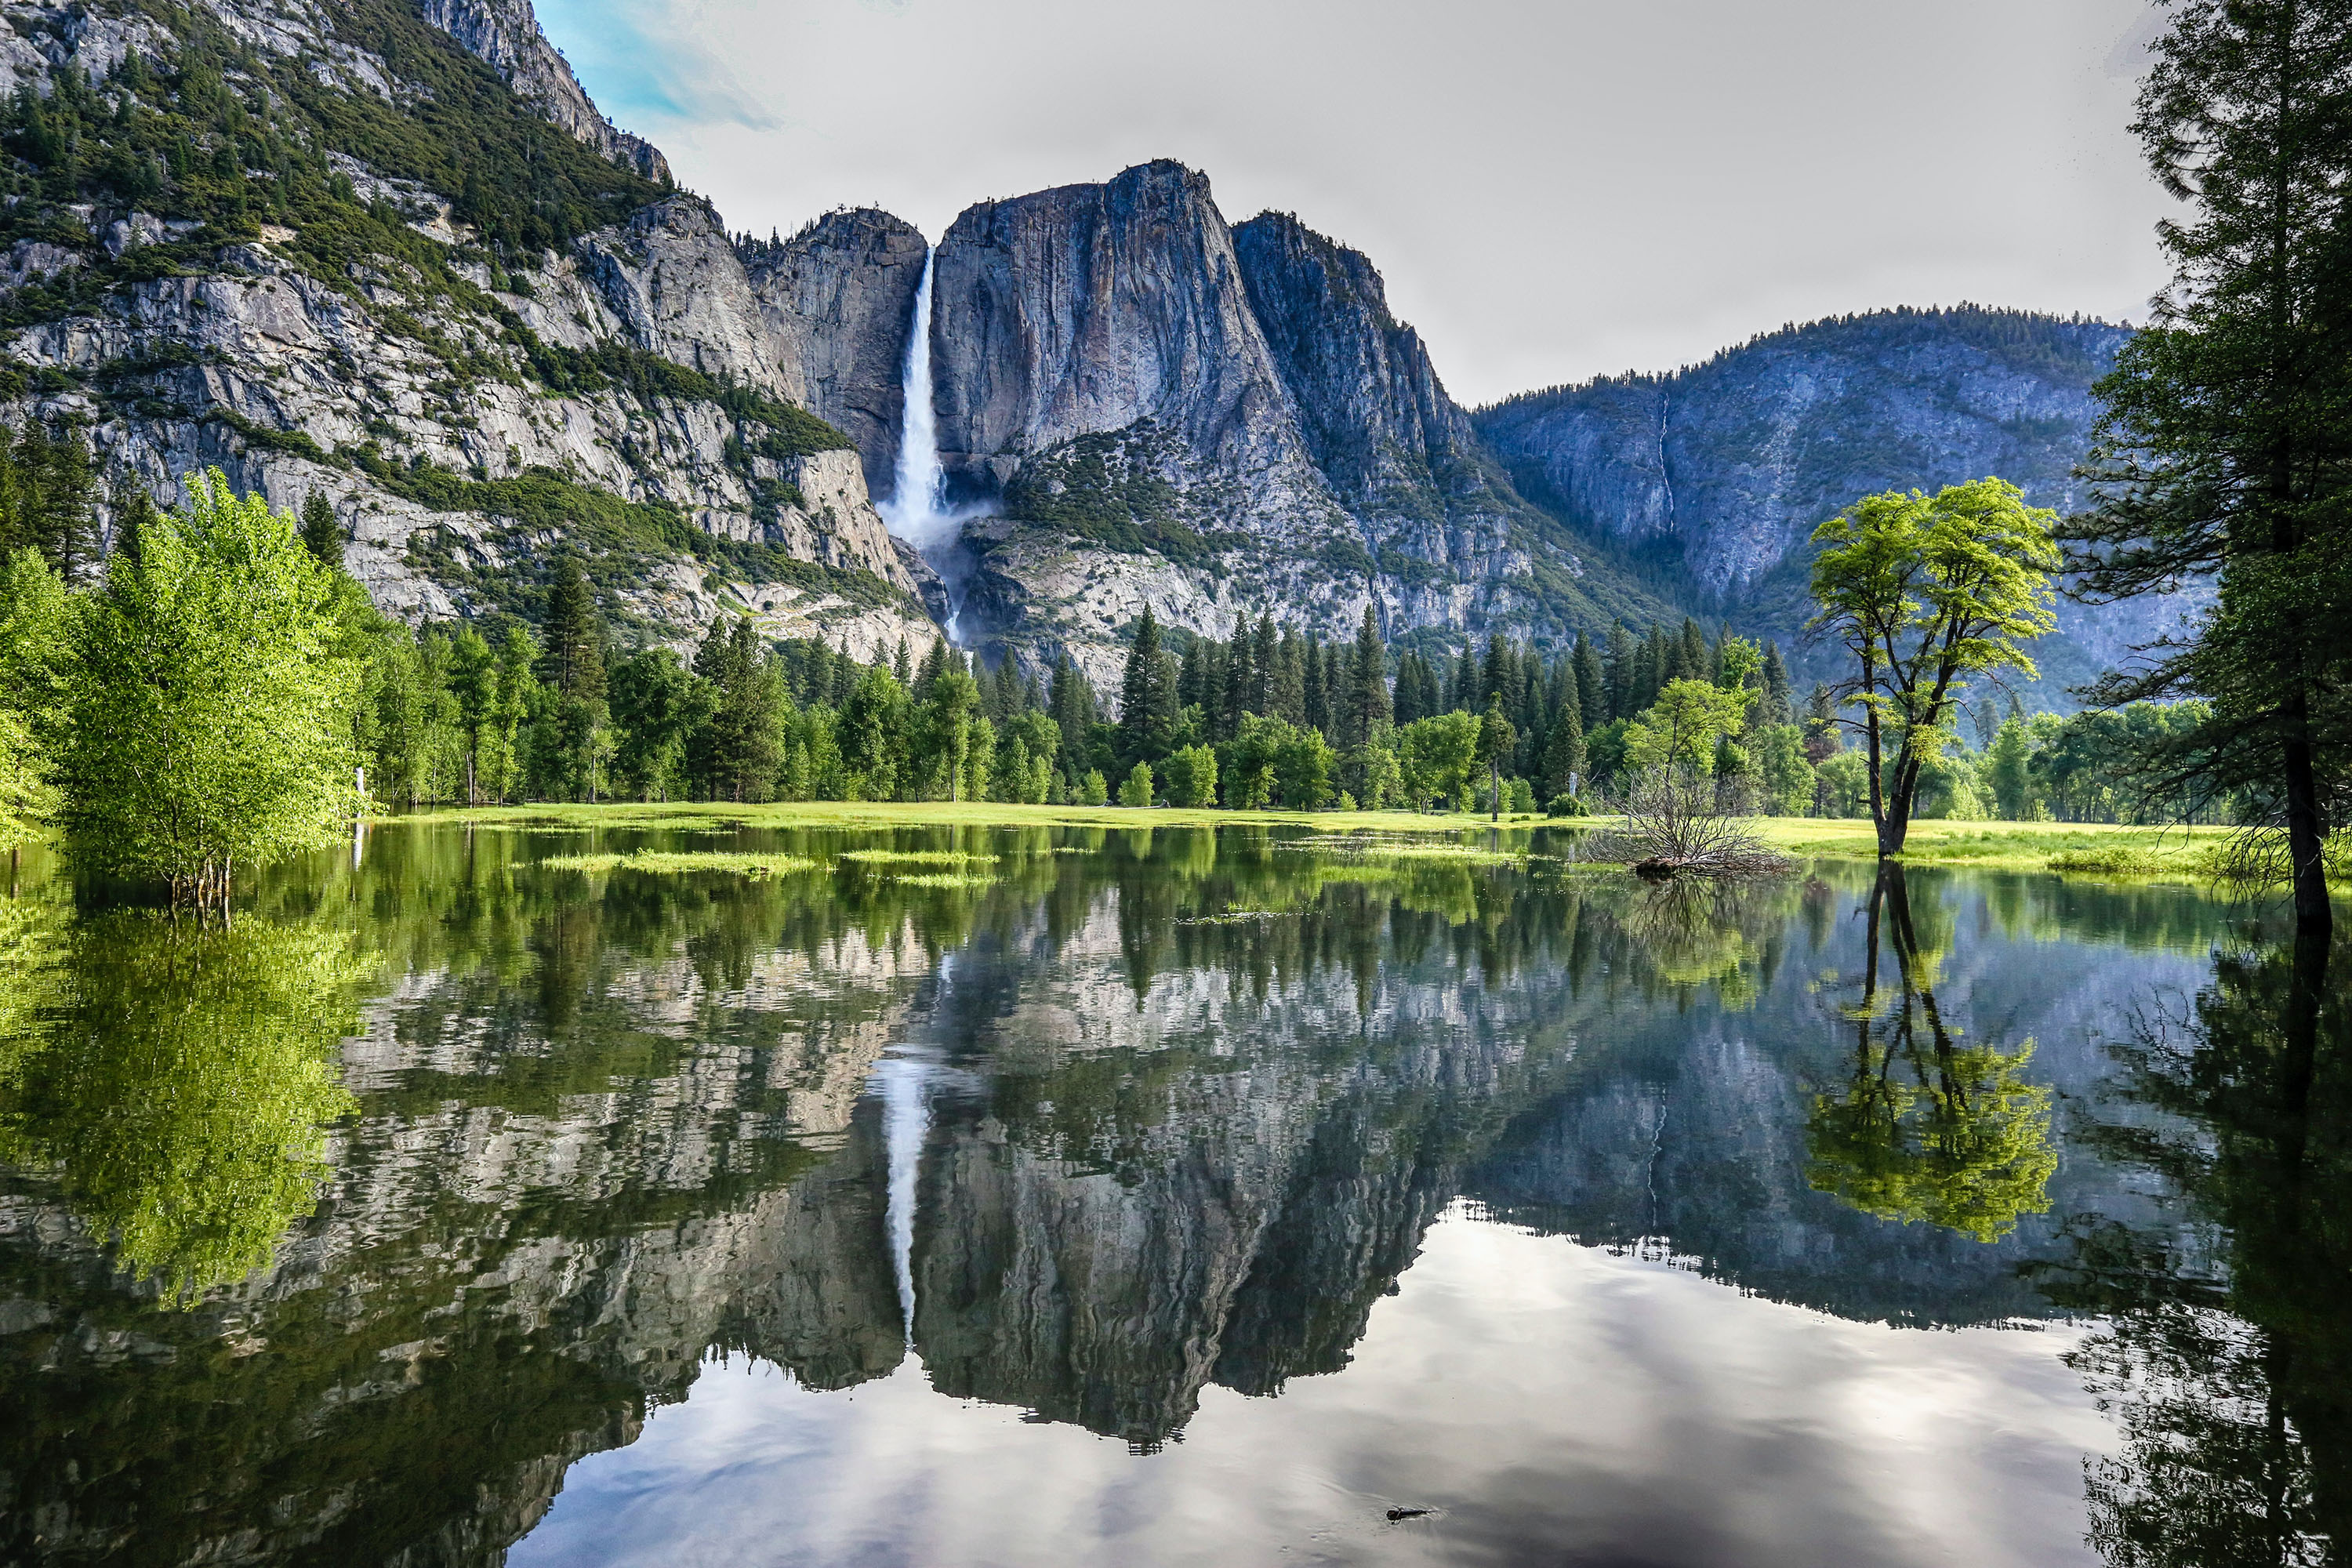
xmin=877 ymin=248 xmax=986 ymax=646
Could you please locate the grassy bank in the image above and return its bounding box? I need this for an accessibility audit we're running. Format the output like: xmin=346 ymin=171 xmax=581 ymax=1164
xmin=394 ymin=800 xmax=2238 ymax=878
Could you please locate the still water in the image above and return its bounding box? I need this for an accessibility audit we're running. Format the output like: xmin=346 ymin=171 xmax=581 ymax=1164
xmin=0 ymin=819 xmax=2339 ymax=1566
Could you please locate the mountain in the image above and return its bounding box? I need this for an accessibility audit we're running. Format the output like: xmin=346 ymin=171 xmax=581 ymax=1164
xmin=926 ymin=162 xmax=1675 ymax=689
xmin=1473 ymin=307 xmax=2191 ymax=702
xmin=0 ymin=0 xmax=936 ymax=659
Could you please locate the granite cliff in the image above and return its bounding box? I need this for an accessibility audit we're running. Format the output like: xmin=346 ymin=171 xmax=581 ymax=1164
xmin=0 ymin=0 xmax=936 ymax=659
xmin=926 ymin=162 xmax=1672 ymax=690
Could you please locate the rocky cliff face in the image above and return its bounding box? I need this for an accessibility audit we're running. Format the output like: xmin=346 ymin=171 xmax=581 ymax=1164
xmin=925 ymin=162 xmax=1670 ymax=690
xmin=0 ymin=0 xmax=934 ymax=660
xmin=742 ymin=208 xmax=930 ymax=495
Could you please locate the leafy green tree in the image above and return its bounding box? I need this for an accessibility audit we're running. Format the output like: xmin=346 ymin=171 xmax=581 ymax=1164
xmin=58 ymin=470 xmax=360 ymax=905
xmin=0 ymin=912 xmax=365 ymax=1297
xmin=1808 ymin=478 xmax=2058 ymax=856
xmin=1806 ymin=868 xmax=2058 ymax=1242
xmin=480 ymin=628 xmax=539 ymax=802
xmin=1756 ymin=724 xmax=1815 ymax=816
xmin=447 ymin=626 xmax=495 ymax=804
xmin=1161 ymin=743 xmax=1219 ymax=807
xmin=609 ymin=647 xmax=696 ymax=801
xmin=2063 ymin=0 xmax=2352 ymax=931
xmin=1623 ymin=678 xmax=1748 ymax=775
xmin=1118 ymin=760 xmax=1155 ymax=808
xmin=921 ymin=660 xmax=982 ymax=801
xmin=1273 ymin=723 xmax=1335 ymax=810
xmin=1987 ymin=717 xmax=2038 ymax=821
xmin=837 ymin=665 xmax=909 ymax=800
xmin=1396 ymin=711 xmax=1479 ymax=813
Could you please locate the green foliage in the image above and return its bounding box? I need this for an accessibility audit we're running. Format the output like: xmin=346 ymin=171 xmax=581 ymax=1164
xmin=1161 ymin=743 xmax=1219 ymax=808
xmin=1396 ymin=711 xmax=1480 ymax=813
xmin=1000 ymin=426 xmax=1245 ymax=565
xmin=1809 ymin=478 xmax=2058 ymax=854
xmin=0 ymin=912 xmax=366 ymax=1298
xmin=1624 ymin=678 xmax=1748 ymax=775
xmin=60 ymin=470 xmax=360 ymax=902
xmin=1118 ymin=760 xmax=1156 ymax=808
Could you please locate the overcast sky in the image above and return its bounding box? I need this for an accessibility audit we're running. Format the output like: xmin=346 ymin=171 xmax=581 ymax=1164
xmin=532 ymin=0 xmax=2176 ymax=406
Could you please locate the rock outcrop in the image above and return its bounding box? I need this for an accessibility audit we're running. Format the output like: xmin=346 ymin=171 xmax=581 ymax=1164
xmin=926 ymin=163 xmax=1670 ymax=690
xmin=0 ymin=0 xmax=933 ymax=659
xmin=742 ymin=209 xmax=931 ymax=495
xmin=419 ymin=0 xmax=671 ymax=180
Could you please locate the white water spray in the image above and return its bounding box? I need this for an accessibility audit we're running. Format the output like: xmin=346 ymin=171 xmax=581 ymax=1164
xmin=879 ymin=248 xmax=977 ymax=644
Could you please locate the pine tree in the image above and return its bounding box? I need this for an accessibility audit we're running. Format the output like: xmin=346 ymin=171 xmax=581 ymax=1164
xmin=299 ymin=491 xmax=343 ymax=571
xmin=1272 ymin=627 xmax=1306 ymax=724
xmin=2063 ymin=0 xmax=2352 ymax=928
xmin=539 ymin=555 xmax=605 ymax=702
xmin=1343 ymin=606 xmax=1391 ymax=749
xmin=1760 ymin=641 xmax=1794 ymax=728
xmin=1606 ymin=622 xmax=1635 ymax=720
xmin=1250 ymin=614 xmax=1278 ymax=716
xmin=111 ymin=485 xmax=160 ymax=569
xmin=1302 ymin=640 xmax=1330 ymax=735
xmin=1118 ymin=604 xmax=1177 ymax=768
xmin=1541 ymin=696 xmax=1587 ymax=801
xmin=1576 ymin=633 xmax=1607 ymax=731
xmin=1221 ymin=624 xmax=1254 ymax=737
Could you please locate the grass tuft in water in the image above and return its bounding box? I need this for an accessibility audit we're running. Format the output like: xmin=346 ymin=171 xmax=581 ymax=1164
xmin=839 ymin=850 xmax=1000 ymax=867
xmin=539 ymin=851 xmax=821 ymax=877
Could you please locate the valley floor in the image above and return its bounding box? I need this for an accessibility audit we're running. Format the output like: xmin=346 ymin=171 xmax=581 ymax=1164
xmin=408 ymin=801 xmax=2241 ymax=878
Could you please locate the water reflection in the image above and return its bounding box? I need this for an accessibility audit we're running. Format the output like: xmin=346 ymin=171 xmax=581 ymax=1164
xmin=0 ymin=821 xmax=2327 ymax=1564
xmin=2037 ymin=929 xmax=2352 ymax=1566
xmin=1806 ymin=866 xmax=2059 ymax=1243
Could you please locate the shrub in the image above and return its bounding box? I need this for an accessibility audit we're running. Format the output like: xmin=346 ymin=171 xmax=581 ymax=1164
xmin=1118 ymin=761 xmax=1155 ymax=808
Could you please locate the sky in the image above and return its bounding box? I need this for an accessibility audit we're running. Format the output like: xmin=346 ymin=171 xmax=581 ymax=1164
xmin=532 ymin=0 xmax=2176 ymax=406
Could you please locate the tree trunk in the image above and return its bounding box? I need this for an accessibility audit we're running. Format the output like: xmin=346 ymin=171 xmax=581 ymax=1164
xmin=1490 ymin=759 xmax=1501 ymax=822
xmin=2283 ymin=719 xmax=2332 ymax=934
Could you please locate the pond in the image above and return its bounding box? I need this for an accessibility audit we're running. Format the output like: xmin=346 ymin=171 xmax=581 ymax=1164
xmin=0 ymin=818 xmax=2342 ymax=1566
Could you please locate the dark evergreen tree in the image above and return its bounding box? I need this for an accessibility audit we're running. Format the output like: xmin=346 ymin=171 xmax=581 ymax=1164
xmin=2064 ymin=0 xmax=2352 ymax=930
xmin=1343 ymin=606 xmax=1392 ymax=748
xmin=1392 ymin=650 xmax=1435 ymax=725
xmin=1541 ymin=695 xmax=1587 ymax=800
xmin=1272 ymin=627 xmax=1306 ymax=724
xmin=299 ymin=491 xmax=343 ymax=572
xmin=538 ymin=554 xmax=605 ymax=703
xmin=1117 ymin=604 xmax=1178 ymax=767
xmin=1760 ymin=641 xmax=1795 ymax=728
xmin=1447 ymin=645 xmax=1478 ymax=713
xmin=1575 ymin=633 xmax=1608 ymax=731
xmin=111 ymin=485 xmax=159 ymax=569
xmin=1606 ymin=622 xmax=1635 ymax=720
xmin=1221 ymin=626 xmax=1254 ymax=738
xmin=1250 ymin=614 xmax=1279 ymax=717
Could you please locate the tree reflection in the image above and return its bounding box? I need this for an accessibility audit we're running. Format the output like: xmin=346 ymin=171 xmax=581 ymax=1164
xmin=1805 ymin=866 xmax=2058 ymax=1243
xmin=0 ymin=912 xmax=365 ymax=1298
xmin=2040 ymin=927 xmax=2352 ymax=1566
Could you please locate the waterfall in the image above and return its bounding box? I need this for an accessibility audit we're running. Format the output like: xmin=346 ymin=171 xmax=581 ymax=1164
xmin=879 ymin=247 xmax=969 ymax=641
